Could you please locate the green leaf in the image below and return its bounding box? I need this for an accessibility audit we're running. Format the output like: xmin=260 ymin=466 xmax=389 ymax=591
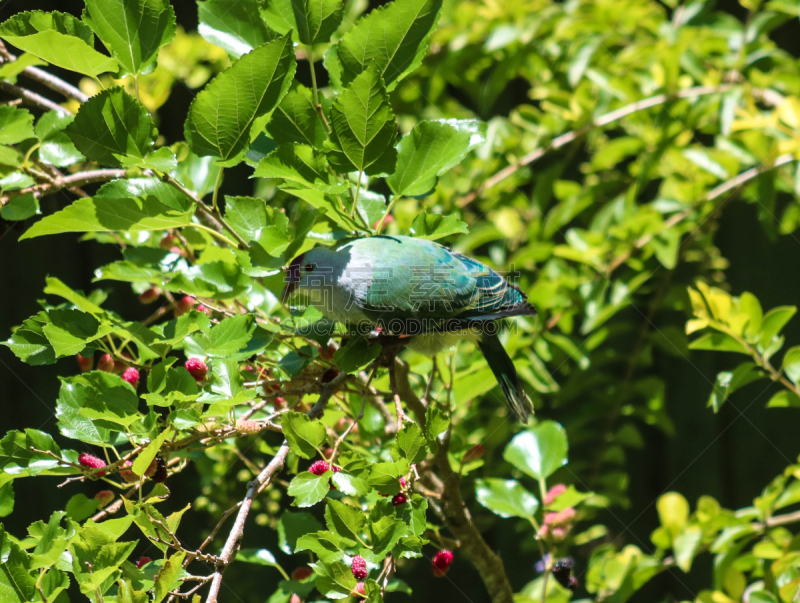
xmin=673 ymin=527 xmax=703 ymax=573
xmin=688 ymin=332 xmax=750 ymax=354
xmin=65 ymin=493 xmax=99 ymax=521
xmin=132 ymin=428 xmax=172 ymax=477
xmin=198 ymin=0 xmax=277 ymax=59
xmin=0 ymin=482 xmax=13 ymax=517
xmin=325 ymin=66 xmax=397 ymax=176
xmin=21 ymin=192 xmax=195 ymax=240
xmin=282 ymin=185 xmax=364 ymax=233
xmin=387 ymin=120 xmax=484 ymax=196
xmin=153 ymin=550 xmax=185 ymax=603
xmin=34 ymin=111 xmax=84 ymax=167
xmin=0 ymin=193 xmax=38 ymax=221
xmin=409 ymin=211 xmax=468 ymax=240
xmin=83 ymin=0 xmax=176 ymax=77
xmin=503 ymin=420 xmax=568 ymax=481
xmin=0 ymin=107 xmax=34 ymax=144
xmin=295 ymin=530 xmax=343 ymax=563
xmin=368 ymin=459 xmax=409 ymax=495
xmin=0 ymin=429 xmax=75 ymax=481
xmin=325 ymin=499 xmax=366 ymax=545
xmin=288 ymin=471 xmax=331 ymax=507
xmin=783 ymin=345 xmax=800 ymax=385
xmin=425 ymin=406 xmax=449 ymax=442
xmin=261 ymin=0 xmax=298 ymax=37
xmin=475 ymin=478 xmax=539 ymax=519
xmin=392 ymin=424 xmax=428 ymax=464
xmin=254 ymin=144 xmax=343 ymax=192
xmin=185 ymin=34 xmax=296 ymax=163
xmin=0 ymin=53 xmax=45 ymax=81
xmin=237 ymin=548 xmax=281 ymax=568
xmin=278 ymin=511 xmax=323 ymax=554
xmin=73 ymin=371 xmax=142 ymax=429
xmin=707 ymin=362 xmax=762 ymax=412
xmin=331 ymin=0 xmax=441 ymax=90
xmin=312 ymin=559 xmax=358 ymax=598
xmin=0 ymin=11 xmax=118 ymax=77
xmin=356 ymin=189 xmax=386 ymax=229
xmin=189 ymin=314 xmax=256 ymax=357
xmin=759 ymin=306 xmax=797 ymax=347
xmin=332 ymin=337 xmax=381 ymax=373
xmin=400 ymin=494 xmax=427 ymax=537
xmin=100 ymin=176 xmax=192 ymax=211
xmin=281 ymin=411 xmax=326 ymax=459
xmin=3 ymin=313 xmax=55 ymax=365
xmin=226 ymin=196 xmax=290 ymax=252
xmin=331 ymin=471 xmax=371 ymax=496
xmin=0 ymin=532 xmax=36 ymax=602
xmin=55 ymin=378 xmax=112 ymax=445
xmin=41 ymin=308 xmax=109 ymax=357
xmin=367 ymin=515 xmax=407 ymax=560
xmin=266 ymin=83 xmax=328 ymax=148
xmin=65 ymin=87 xmax=158 ymax=168
xmin=292 ymin=0 xmax=344 ymax=45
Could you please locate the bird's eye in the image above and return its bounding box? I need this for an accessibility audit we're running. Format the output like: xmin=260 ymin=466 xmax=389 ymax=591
xmin=305 ymin=262 xmax=316 ymax=273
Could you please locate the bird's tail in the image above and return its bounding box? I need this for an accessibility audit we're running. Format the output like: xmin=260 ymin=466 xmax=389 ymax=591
xmin=477 ymin=333 xmax=534 ymax=423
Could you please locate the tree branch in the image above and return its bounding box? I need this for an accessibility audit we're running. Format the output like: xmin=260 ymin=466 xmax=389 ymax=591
xmin=0 ymin=41 xmax=88 ymax=104
xmin=456 ymin=84 xmax=785 ymax=207
xmin=158 ymin=171 xmax=251 ymax=251
xmin=394 ymin=362 xmax=513 ymax=603
xmin=0 ymin=80 xmax=70 ymax=114
xmin=204 ymin=371 xmax=349 ymax=603
xmin=605 ymin=153 xmax=795 ymax=273
xmin=432 ymin=447 xmax=514 ymax=603
xmin=1 ymin=169 xmax=127 ymax=207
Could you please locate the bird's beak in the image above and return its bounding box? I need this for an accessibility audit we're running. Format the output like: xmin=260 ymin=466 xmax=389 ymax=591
xmin=281 ymin=254 xmax=303 ymax=304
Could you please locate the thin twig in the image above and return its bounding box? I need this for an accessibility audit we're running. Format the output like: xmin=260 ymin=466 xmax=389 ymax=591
xmin=205 ymin=372 xmax=349 ymax=603
xmin=605 ymin=153 xmax=795 ymax=273
xmin=0 ymin=80 xmax=70 ymax=114
xmin=0 ymin=41 xmax=88 ymax=103
xmin=158 ymin=171 xmax=251 ymax=251
xmin=457 ymin=84 xmax=768 ymax=207
xmin=1 ymin=169 xmax=127 ymax=206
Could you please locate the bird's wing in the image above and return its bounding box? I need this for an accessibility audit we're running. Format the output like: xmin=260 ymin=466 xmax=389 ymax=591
xmin=345 ymin=237 xmax=532 ymax=321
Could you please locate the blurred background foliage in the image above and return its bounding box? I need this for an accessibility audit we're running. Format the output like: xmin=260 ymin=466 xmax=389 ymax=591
xmin=3 ymin=0 xmax=800 ymax=602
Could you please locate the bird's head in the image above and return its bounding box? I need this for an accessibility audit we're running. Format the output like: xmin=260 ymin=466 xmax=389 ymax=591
xmin=281 ymin=247 xmax=338 ymax=303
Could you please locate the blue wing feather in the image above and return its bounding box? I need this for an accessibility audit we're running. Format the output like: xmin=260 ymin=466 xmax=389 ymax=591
xmin=336 ymin=235 xmax=534 ymax=322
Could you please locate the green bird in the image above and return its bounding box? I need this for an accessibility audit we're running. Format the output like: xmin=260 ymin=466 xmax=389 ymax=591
xmin=282 ymin=235 xmax=536 ymax=422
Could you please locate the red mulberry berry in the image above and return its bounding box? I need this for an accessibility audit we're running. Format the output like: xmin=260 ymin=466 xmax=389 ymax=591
xmin=78 ymin=453 xmax=106 ymax=474
xmin=462 ymin=444 xmax=485 ymax=463
xmin=76 ymin=354 xmax=93 ymax=372
xmin=97 ymin=354 xmax=115 ymax=373
xmin=136 ymin=557 xmax=151 ymax=569
xmin=291 ymin=567 xmax=313 ymax=581
xmin=94 ymin=490 xmax=114 ymax=508
xmin=185 ymin=357 xmax=208 ymax=381
xmin=353 ymin=582 xmax=367 ymax=597
xmin=309 ymin=460 xmax=330 ymax=476
xmin=391 ymin=493 xmax=407 ymax=506
xmin=432 ymin=549 xmax=453 ymax=577
xmin=174 ymin=296 xmax=195 ymax=317
xmin=122 ymin=367 xmax=139 ymax=388
xmin=120 ymin=460 xmax=138 ymax=483
xmin=351 ymin=555 xmax=367 ymax=579
xmin=139 ymin=288 xmax=159 ymax=304
xmin=236 ymin=419 xmax=262 ymax=434
xmin=544 ymin=484 xmax=567 ymax=506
